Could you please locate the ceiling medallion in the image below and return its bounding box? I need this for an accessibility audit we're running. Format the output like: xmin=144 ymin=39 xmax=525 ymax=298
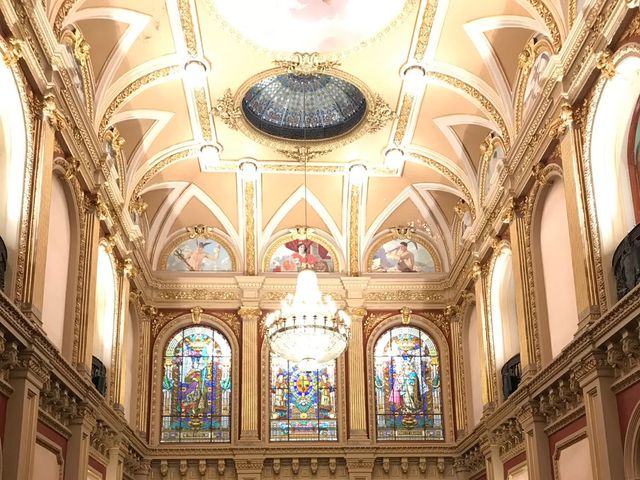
xmin=213 ymin=61 xmax=394 ymax=161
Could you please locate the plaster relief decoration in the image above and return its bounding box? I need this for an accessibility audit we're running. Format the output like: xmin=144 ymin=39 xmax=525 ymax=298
xmin=374 ymin=326 xmax=443 ymax=440
xmin=161 ymin=226 xmax=236 ymax=272
xmin=161 ymin=326 xmax=232 ymax=443
xmin=264 ymin=230 xmax=339 ymax=273
xmin=367 ymin=231 xmax=441 ymax=273
xmin=209 ymin=0 xmax=413 ymax=53
xmin=270 ymin=354 xmax=337 ymax=441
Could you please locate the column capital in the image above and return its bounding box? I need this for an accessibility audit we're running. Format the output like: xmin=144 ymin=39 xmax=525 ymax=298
xmin=346 ymin=306 xmax=367 ymax=321
xmin=548 ymin=102 xmax=575 ymax=139
xmin=238 ymin=306 xmax=262 ymax=322
xmin=516 ymin=400 xmax=547 ymax=429
xmin=575 ymin=350 xmax=614 ymax=386
xmin=13 ymin=349 xmax=50 ymax=388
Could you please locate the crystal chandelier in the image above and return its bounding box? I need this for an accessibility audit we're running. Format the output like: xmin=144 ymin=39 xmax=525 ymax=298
xmin=264 ymin=92 xmax=351 ymax=368
xmin=264 ymin=268 xmax=351 ymax=370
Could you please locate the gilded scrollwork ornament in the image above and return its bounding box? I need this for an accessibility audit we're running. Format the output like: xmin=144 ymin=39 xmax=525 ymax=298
xmin=2 ymin=37 xmax=23 ymax=67
xmin=273 ymin=52 xmax=340 ymax=75
xmin=42 ymin=93 xmax=68 ymax=130
xmin=596 ymin=49 xmax=616 ymax=79
xmin=213 ymin=89 xmax=242 ymax=130
xmin=364 ymin=93 xmax=394 ymax=133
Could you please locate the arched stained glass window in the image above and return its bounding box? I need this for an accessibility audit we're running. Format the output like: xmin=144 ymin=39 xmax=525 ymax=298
xmin=374 ymin=326 xmax=443 ymax=441
xmin=161 ymin=326 xmax=232 ymax=443
xmin=270 ymin=355 xmax=337 ymax=441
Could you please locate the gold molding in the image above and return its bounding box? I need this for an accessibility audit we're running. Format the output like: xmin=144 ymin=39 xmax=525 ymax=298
xmin=393 ymin=94 xmax=414 ymax=144
xmin=426 ymin=71 xmax=511 ymax=149
xmin=525 ymin=0 xmax=562 ymax=52
xmin=261 ymin=230 xmax=342 ymax=273
xmin=99 ymin=65 xmax=180 ymax=136
xmin=514 ymin=36 xmax=554 ymax=132
xmin=364 ymin=230 xmax=442 ymax=273
xmin=348 ymin=185 xmax=360 ymax=275
xmin=158 ymin=227 xmax=238 ymax=272
xmin=213 ymin=66 xmax=394 ymax=161
xmin=409 ymin=152 xmax=476 ymax=212
xmin=478 ymin=133 xmax=507 ymax=205
xmin=244 ymin=181 xmax=256 ymax=275
xmin=414 ymin=0 xmax=438 ymax=61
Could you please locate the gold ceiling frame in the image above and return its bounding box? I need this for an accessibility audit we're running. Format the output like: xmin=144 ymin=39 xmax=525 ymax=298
xmin=214 ymin=65 xmax=394 ymax=162
xmin=60 ymin=26 xmax=95 ymax=120
xmin=261 ymin=229 xmax=343 ymax=274
xmin=478 ymin=133 xmax=508 ymax=206
xmin=513 ymin=35 xmax=555 ymax=132
xmin=158 ymin=226 xmax=239 ymax=272
xmin=363 ymin=230 xmax=443 ymax=274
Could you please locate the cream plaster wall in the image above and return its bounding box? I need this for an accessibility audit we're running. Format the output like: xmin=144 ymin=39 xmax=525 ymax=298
xmin=124 ymin=304 xmax=138 ymax=425
xmin=41 ymin=176 xmax=71 ymax=352
xmin=507 ymin=463 xmax=529 ymax=480
xmin=32 ymin=443 xmax=60 ymax=480
xmin=491 ymin=249 xmax=520 ymax=371
xmin=538 ymin=179 xmax=579 ymax=359
xmin=464 ymin=305 xmax=483 ymax=426
xmin=93 ymin=245 xmax=116 ymax=371
xmin=556 ymin=437 xmax=593 ymax=480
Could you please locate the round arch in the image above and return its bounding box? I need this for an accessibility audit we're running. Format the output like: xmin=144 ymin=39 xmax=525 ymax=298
xmin=149 ymin=313 xmax=240 ymax=447
xmin=366 ymin=314 xmax=455 ymax=443
xmin=586 ymin=42 xmax=640 ymax=305
xmin=0 ymin=44 xmax=30 ymax=298
xmin=487 ymin=242 xmax=520 ymax=383
xmin=529 ymin=165 xmax=578 ymax=364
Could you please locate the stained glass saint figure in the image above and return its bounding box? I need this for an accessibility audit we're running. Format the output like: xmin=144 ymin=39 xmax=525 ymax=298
xmin=374 ymin=326 xmax=443 ymax=440
xmin=270 ymin=354 xmax=337 ymax=441
xmin=161 ymin=326 xmax=232 ymax=443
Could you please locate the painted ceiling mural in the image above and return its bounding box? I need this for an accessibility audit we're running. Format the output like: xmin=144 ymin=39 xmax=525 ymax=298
xmin=49 ymin=0 xmax=572 ymax=278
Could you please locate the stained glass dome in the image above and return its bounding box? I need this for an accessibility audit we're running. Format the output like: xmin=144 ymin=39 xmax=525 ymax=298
xmin=241 ymin=73 xmax=367 ymax=140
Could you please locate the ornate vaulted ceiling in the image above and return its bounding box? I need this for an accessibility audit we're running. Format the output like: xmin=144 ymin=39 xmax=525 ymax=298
xmin=48 ymin=0 xmax=572 ymax=277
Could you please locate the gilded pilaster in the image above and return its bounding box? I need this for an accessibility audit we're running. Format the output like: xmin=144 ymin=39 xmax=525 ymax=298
xmin=111 ymin=259 xmax=134 ymax=411
xmin=480 ymin=438 xmax=504 ymax=480
xmin=17 ymin=93 xmax=59 ymax=323
xmin=550 ymin=103 xmax=603 ymax=325
xmin=65 ymin=403 xmax=96 ymax=480
xmin=472 ymin=262 xmax=498 ymax=410
xmin=136 ymin=303 xmax=154 ymax=434
xmin=2 ymin=349 xmax=50 ymax=480
xmin=75 ymin=195 xmax=102 ymax=373
xmin=347 ymin=184 xmax=362 ymax=275
xmin=447 ymin=304 xmax=467 ymax=435
xmin=242 ymin=176 xmax=257 ymax=275
xmin=574 ymin=350 xmax=624 ymax=480
xmin=346 ymin=306 xmax=367 ymax=440
xmin=238 ymin=306 xmax=261 ymax=442
xmin=516 ymin=402 xmax=552 ymax=480
xmin=506 ymin=198 xmax=540 ymax=377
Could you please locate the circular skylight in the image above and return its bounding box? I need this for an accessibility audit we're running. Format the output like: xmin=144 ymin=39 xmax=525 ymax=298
xmin=241 ymin=73 xmax=367 ymax=141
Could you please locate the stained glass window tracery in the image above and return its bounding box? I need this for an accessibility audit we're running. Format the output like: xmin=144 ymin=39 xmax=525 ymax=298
xmin=161 ymin=326 xmax=232 ymax=443
xmin=270 ymin=354 xmax=338 ymax=441
xmin=374 ymin=326 xmax=443 ymax=441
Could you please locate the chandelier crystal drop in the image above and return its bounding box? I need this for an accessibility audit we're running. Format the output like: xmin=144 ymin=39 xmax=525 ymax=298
xmin=265 ymin=269 xmax=351 ymax=370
